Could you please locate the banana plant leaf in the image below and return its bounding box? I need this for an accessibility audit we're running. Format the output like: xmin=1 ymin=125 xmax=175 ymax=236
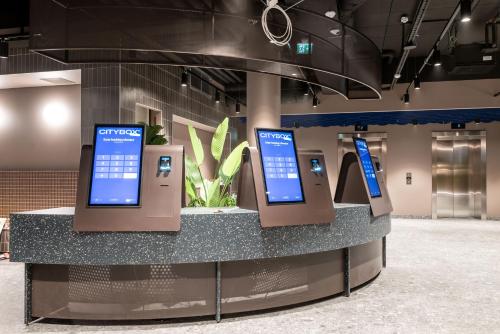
xmin=188 ymin=124 xmax=204 ymax=166
xmin=221 ymin=141 xmax=249 ymax=180
xmin=211 ymin=117 xmax=228 ymax=163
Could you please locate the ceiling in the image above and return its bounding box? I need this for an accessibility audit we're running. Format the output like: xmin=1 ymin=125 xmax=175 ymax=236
xmin=0 ymin=0 xmax=499 ymax=97
xmin=0 ymin=70 xmax=81 ymax=90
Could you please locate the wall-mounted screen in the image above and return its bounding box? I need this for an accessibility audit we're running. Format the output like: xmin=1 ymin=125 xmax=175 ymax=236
xmin=88 ymin=124 xmax=145 ymax=206
xmin=256 ymin=129 xmax=305 ymax=205
xmin=353 ymin=137 xmax=382 ymax=198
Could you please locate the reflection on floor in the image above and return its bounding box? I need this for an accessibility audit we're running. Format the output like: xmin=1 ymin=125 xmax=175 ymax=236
xmin=1 ymin=218 xmax=500 ymax=334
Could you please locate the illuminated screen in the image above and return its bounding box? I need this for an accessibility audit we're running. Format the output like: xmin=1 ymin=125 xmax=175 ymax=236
xmin=256 ymin=129 xmax=305 ymax=204
xmin=353 ymin=137 xmax=382 ymax=198
xmin=88 ymin=125 xmax=145 ymax=206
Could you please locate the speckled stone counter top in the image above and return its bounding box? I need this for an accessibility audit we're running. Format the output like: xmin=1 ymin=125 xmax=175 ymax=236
xmin=10 ymin=204 xmax=390 ymax=265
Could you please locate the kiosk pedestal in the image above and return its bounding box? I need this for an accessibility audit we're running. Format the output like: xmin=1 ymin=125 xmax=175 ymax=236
xmin=238 ymin=147 xmax=335 ymax=227
xmin=335 ymin=152 xmax=392 ymax=217
xmin=74 ymin=145 xmax=184 ymax=232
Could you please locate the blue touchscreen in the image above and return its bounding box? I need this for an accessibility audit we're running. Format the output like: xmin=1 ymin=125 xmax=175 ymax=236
xmin=353 ymin=138 xmax=382 ymax=198
xmin=257 ymin=129 xmax=305 ymax=204
xmin=88 ymin=125 xmax=144 ymax=206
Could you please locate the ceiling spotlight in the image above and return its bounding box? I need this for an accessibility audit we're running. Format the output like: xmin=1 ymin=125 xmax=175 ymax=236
xmin=325 ymin=11 xmax=336 ymax=18
xmin=400 ymin=15 xmax=409 ymax=24
xmin=432 ymin=47 xmax=442 ymax=67
xmin=403 ymin=91 xmax=410 ymax=104
xmin=460 ymin=0 xmax=472 ymax=23
xmin=313 ymin=96 xmax=319 ymax=108
xmin=394 ymin=73 xmax=401 ymax=79
xmin=0 ymin=40 xmax=8 ymax=59
xmin=291 ymin=73 xmax=297 ymax=76
xmin=215 ymin=91 xmax=221 ymax=103
xmin=181 ymin=71 xmax=188 ymax=87
xmin=329 ymin=29 xmax=340 ymax=36
xmin=414 ymin=76 xmax=421 ymax=89
xmin=235 ymin=102 xmax=241 ymax=113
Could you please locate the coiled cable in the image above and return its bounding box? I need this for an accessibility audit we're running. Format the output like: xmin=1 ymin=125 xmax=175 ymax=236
xmin=261 ymin=0 xmax=293 ymax=46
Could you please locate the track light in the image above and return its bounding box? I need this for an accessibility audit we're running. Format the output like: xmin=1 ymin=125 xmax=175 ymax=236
xmin=215 ymin=91 xmax=221 ymax=103
xmin=312 ymin=96 xmax=319 ymax=108
xmin=460 ymin=0 xmax=472 ymax=23
xmin=0 ymin=40 xmax=8 ymax=59
xmin=235 ymin=102 xmax=241 ymax=113
xmin=414 ymin=76 xmax=421 ymax=90
xmin=432 ymin=47 xmax=442 ymax=67
xmin=181 ymin=71 xmax=188 ymax=87
xmin=403 ymin=91 xmax=410 ymax=104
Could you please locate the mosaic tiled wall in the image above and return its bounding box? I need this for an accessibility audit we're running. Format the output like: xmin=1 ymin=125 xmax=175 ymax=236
xmin=120 ymin=64 xmax=231 ymax=144
xmin=0 ymin=171 xmax=78 ymax=219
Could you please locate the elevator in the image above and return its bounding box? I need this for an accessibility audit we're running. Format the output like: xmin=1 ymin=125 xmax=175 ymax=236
xmin=337 ymin=133 xmax=387 ymax=181
xmin=432 ymin=131 xmax=486 ymax=220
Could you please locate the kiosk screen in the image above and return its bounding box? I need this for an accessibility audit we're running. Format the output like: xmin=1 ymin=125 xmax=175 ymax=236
xmin=353 ymin=137 xmax=382 ymax=198
xmin=256 ymin=129 xmax=305 ymax=204
xmin=88 ymin=125 xmax=145 ymax=206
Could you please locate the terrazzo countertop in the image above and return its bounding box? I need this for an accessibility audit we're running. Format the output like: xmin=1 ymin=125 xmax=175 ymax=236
xmin=9 ymin=204 xmax=390 ymax=265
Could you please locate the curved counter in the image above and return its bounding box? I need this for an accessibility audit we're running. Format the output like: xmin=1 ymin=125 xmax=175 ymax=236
xmin=10 ymin=204 xmax=390 ymax=323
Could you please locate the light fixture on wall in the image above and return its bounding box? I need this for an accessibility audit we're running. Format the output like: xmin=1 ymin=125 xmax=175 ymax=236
xmin=312 ymin=95 xmax=319 ymax=108
xmin=181 ymin=71 xmax=189 ymax=87
xmin=0 ymin=40 xmax=8 ymax=59
xmin=403 ymin=91 xmax=410 ymax=104
xmin=41 ymin=101 xmax=70 ymax=128
xmin=414 ymin=76 xmax=421 ymax=89
xmin=235 ymin=102 xmax=241 ymax=113
xmin=460 ymin=0 xmax=472 ymax=22
xmin=215 ymin=90 xmax=221 ymax=103
xmin=432 ymin=47 xmax=442 ymax=67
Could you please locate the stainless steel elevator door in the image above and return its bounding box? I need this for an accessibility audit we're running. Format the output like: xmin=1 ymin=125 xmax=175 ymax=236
xmin=337 ymin=133 xmax=387 ymax=182
xmin=432 ymin=131 xmax=486 ymax=219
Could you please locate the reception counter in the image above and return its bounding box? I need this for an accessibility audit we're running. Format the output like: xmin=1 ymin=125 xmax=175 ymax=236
xmin=10 ymin=204 xmax=390 ymax=323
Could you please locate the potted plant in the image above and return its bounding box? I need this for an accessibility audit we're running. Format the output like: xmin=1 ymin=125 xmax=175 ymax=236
xmin=185 ymin=117 xmax=248 ymax=207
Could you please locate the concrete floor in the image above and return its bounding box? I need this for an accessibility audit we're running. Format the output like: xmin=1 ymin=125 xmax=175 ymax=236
xmin=1 ymin=218 xmax=500 ymax=334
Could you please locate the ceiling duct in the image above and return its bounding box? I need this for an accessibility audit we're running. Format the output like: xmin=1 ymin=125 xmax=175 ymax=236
xmin=390 ymin=0 xmax=431 ymax=89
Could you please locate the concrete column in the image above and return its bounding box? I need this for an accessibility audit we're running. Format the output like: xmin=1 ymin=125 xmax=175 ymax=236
xmin=246 ymin=72 xmax=281 ymax=146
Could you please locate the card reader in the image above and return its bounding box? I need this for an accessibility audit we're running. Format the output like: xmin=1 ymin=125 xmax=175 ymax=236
xmin=158 ymin=156 xmax=172 ymax=173
xmin=310 ymin=158 xmax=322 ymax=174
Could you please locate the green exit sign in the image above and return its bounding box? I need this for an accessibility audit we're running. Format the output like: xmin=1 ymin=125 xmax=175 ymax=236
xmin=296 ymin=43 xmax=313 ymax=55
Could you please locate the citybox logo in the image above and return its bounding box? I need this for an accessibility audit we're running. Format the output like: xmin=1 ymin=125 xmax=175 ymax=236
xmin=98 ymin=128 xmax=141 ymax=137
xmin=259 ymin=132 xmax=292 ymax=141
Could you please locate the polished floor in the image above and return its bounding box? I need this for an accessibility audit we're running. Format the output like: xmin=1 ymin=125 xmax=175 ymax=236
xmin=1 ymin=218 xmax=500 ymax=334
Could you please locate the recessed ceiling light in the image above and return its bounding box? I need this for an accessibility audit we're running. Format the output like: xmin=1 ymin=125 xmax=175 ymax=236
xmin=291 ymin=73 xmax=297 ymax=76
xmin=325 ymin=11 xmax=336 ymax=18
xmin=394 ymin=73 xmax=401 ymax=79
xmin=329 ymin=29 xmax=340 ymax=35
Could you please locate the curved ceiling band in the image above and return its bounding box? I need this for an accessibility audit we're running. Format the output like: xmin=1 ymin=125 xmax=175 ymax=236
xmin=30 ymin=0 xmax=382 ymax=100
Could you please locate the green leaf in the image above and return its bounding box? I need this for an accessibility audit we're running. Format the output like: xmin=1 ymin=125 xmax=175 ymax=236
xmin=211 ymin=117 xmax=228 ymax=162
xmin=185 ymin=156 xmax=203 ymax=187
xmin=207 ymin=178 xmax=221 ymax=207
xmin=185 ymin=177 xmax=197 ymax=201
xmin=188 ymin=125 xmax=204 ymax=166
xmin=137 ymin=122 xmax=168 ymax=145
xmin=221 ymin=141 xmax=249 ymax=179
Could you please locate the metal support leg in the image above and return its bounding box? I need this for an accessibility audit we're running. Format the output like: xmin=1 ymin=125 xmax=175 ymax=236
xmin=343 ymin=248 xmax=350 ymax=297
xmin=24 ymin=263 xmax=33 ymax=325
xmin=215 ymin=261 xmax=222 ymax=323
xmin=382 ymin=236 xmax=387 ymax=268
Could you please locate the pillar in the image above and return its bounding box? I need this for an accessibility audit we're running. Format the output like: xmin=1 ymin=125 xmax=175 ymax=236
xmin=246 ymin=72 xmax=281 ymax=146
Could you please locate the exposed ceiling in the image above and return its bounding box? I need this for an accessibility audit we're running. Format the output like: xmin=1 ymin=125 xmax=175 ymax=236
xmin=0 ymin=0 xmax=499 ymax=98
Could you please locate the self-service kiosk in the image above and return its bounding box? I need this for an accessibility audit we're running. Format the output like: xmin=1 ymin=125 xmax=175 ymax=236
xmin=74 ymin=124 xmax=184 ymax=232
xmin=335 ymin=137 xmax=392 ymax=217
xmin=238 ymin=128 xmax=335 ymax=227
